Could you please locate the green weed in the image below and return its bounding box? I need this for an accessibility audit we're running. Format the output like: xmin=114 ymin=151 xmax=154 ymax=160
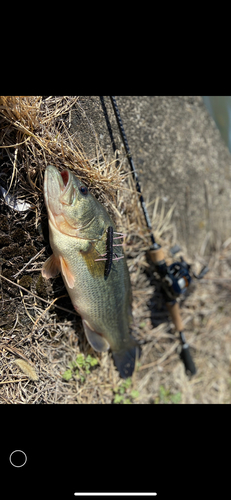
xmin=112 ymin=377 xmax=140 ymax=404
xmin=62 ymin=354 xmax=98 ymax=383
xmin=154 ymin=385 xmax=181 ymax=404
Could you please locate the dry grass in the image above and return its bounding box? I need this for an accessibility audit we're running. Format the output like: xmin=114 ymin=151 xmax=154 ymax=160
xmin=0 ymin=96 xmax=231 ymax=404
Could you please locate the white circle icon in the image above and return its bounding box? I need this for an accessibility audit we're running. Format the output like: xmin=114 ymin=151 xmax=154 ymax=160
xmin=9 ymin=450 xmax=27 ymax=468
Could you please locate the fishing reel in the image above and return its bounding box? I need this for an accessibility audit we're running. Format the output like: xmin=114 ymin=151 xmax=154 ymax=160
xmin=149 ymin=244 xmax=208 ymax=302
xmin=148 ymin=243 xmax=209 ymax=375
xmin=154 ymin=257 xmax=192 ymax=301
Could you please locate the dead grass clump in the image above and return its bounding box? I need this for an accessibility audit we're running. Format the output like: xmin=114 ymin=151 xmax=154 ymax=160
xmin=0 ymin=96 xmax=231 ymax=404
xmin=0 ymin=96 xmax=127 ymax=208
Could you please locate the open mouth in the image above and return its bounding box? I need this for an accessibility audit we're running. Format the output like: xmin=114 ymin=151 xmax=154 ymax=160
xmin=60 ymin=170 xmax=69 ymax=188
xmin=59 ymin=169 xmax=75 ymax=207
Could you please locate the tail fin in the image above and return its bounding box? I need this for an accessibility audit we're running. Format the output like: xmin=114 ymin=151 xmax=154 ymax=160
xmin=112 ymin=341 xmax=141 ymax=379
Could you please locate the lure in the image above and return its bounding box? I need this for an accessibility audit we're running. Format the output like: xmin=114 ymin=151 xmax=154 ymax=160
xmin=105 ymin=226 xmax=113 ymax=277
xmin=95 ymin=226 xmax=125 ymax=277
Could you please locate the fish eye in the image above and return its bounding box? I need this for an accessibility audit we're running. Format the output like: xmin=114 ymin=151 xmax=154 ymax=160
xmin=79 ymin=186 xmax=88 ymax=196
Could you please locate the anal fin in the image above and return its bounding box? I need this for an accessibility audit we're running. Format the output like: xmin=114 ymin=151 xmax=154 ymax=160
xmin=82 ymin=319 xmax=110 ymax=352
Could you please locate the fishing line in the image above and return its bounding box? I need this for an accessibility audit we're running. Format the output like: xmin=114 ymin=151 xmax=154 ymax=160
xmin=99 ymin=97 xmax=119 ymax=169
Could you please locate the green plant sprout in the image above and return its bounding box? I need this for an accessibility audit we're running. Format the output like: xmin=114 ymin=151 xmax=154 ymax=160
xmin=154 ymin=385 xmax=181 ymax=404
xmin=62 ymin=354 xmax=98 ymax=383
xmin=112 ymin=377 xmax=140 ymax=404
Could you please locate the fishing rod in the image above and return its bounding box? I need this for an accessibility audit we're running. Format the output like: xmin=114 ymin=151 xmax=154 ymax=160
xmin=109 ymin=96 xmax=155 ymax=246
xmin=100 ymin=95 xmax=209 ymax=376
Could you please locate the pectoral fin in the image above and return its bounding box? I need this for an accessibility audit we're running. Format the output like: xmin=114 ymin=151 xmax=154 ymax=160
xmin=82 ymin=319 xmax=110 ymax=352
xmin=42 ymin=254 xmax=61 ymax=279
xmin=60 ymin=256 xmax=75 ymax=289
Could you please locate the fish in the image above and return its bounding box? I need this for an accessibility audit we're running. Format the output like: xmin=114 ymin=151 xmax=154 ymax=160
xmin=42 ymin=165 xmax=140 ymax=378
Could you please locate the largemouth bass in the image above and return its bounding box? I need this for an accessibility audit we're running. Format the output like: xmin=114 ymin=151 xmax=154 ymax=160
xmin=42 ymin=165 xmax=140 ymax=378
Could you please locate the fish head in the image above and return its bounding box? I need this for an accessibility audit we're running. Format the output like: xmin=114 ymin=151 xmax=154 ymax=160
xmin=44 ymin=165 xmax=111 ymax=239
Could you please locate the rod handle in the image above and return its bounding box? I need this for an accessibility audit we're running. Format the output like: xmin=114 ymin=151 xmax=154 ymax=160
xmin=148 ymin=247 xmax=165 ymax=264
xmin=180 ymin=344 xmax=197 ymax=375
xmin=166 ymin=301 xmax=184 ymax=332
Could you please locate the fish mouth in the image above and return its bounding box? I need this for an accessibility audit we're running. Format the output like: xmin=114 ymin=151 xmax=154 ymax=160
xmin=44 ymin=165 xmax=74 ymax=217
xmin=59 ymin=169 xmax=77 ymax=207
xmin=59 ymin=169 xmax=73 ymax=198
xmin=60 ymin=170 xmax=69 ymax=190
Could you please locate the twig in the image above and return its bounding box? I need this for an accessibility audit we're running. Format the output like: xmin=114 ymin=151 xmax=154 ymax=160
xmin=0 ymin=136 xmax=30 ymax=148
xmin=0 ymin=378 xmax=28 ymax=385
xmin=139 ymin=341 xmax=179 ymax=370
xmin=0 ymin=273 xmax=78 ymax=316
xmin=31 ymin=296 xmax=67 ymax=333
xmin=13 ymin=247 xmax=46 ymax=278
xmin=200 ymin=278 xmax=231 ymax=283
xmin=0 ymin=343 xmax=32 ymax=363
